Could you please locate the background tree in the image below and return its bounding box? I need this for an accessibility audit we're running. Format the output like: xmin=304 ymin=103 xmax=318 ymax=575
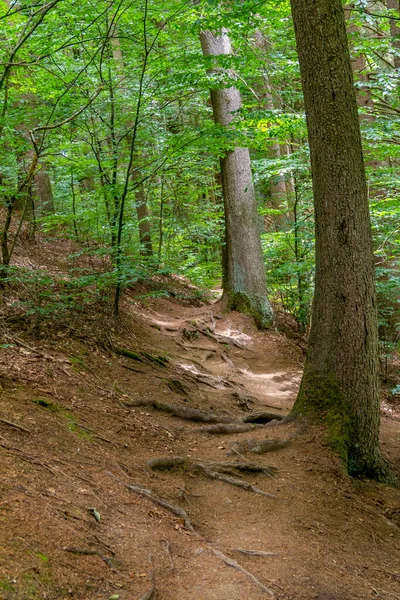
xmin=200 ymin=28 xmax=274 ymax=327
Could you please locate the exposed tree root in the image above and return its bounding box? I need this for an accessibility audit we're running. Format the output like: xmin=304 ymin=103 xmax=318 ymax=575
xmin=75 ymin=422 xmax=114 ymax=445
xmin=233 ymin=548 xmax=278 ymax=557
xmin=200 ymin=467 xmax=277 ymax=497
xmin=264 ymin=414 xmax=296 ymax=427
xmin=161 ymin=539 xmax=175 ymax=571
xmin=148 ymin=456 xmax=277 ymax=478
xmin=107 ymin=471 xmax=278 ymax=596
xmin=243 ymin=412 xmax=285 ymax=424
xmin=232 ymin=390 xmax=256 ymax=411
xmin=126 ymin=400 xmax=293 ymax=436
xmin=211 ymin=548 xmax=276 ymax=598
xmin=128 ymin=400 xmax=239 ymax=424
xmin=121 ymin=364 xmax=147 ymax=374
xmin=209 ymin=461 xmax=278 ymax=478
xmin=116 ymin=347 xmax=168 ymax=367
xmin=194 ymin=423 xmax=260 ymax=434
xmin=175 ymin=360 xmax=236 ymax=389
xmin=147 ymin=456 xmax=187 ymax=470
xmin=64 ymin=547 xmax=99 ymax=556
xmin=115 ymin=348 xmax=144 ymax=362
xmin=196 ymin=323 xmax=250 ymax=350
xmin=167 ymin=379 xmax=189 ymax=397
xmin=139 ymin=585 xmax=155 ymax=600
xmin=106 ymin=472 xmax=195 ymax=533
xmin=221 ymin=352 xmax=235 ymax=367
xmin=228 ymin=438 xmax=291 ymax=456
xmin=147 ymin=456 xmax=278 ymax=497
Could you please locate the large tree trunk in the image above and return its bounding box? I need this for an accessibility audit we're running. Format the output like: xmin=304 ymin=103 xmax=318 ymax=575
xmin=289 ymin=0 xmax=394 ymax=481
xmin=200 ymin=30 xmax=274 ymax=327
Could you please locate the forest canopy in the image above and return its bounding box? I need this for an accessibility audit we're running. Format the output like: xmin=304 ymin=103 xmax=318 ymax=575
xmin=0 ymin=0 xmax=398 ymax=353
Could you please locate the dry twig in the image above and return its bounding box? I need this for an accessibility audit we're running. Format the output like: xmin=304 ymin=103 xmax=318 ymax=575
xmin=161 ymin=538 xmax=175 ymax=571
xmin=212 ymin=548 xmax=275 ymax=598
xmin=106 ymin=472 xmax=195 ymax=533
xmin=233 ymin=548 xmax=278 ymax=557
xmin=148 ymin=456 xmax=278 ymax=497
xmin=0 ymin=418 xmax=30 ymax=433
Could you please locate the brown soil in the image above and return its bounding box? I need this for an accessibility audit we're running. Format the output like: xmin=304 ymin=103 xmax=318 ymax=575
xmin=0 ymin=240 xmax=399 ymax=600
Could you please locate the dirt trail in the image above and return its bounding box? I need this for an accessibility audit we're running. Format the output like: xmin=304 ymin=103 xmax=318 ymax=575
xmin=0 ymin=289 xmax=399 ymax=600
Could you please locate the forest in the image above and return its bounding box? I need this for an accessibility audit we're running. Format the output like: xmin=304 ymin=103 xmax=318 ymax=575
xmin=0 ymin=0 xmax=399 ymax=599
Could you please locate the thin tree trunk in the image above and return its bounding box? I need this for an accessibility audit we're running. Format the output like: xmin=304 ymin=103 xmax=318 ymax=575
xmin=252 ymin=30 xmax=287 ymax=231
xmin=200 ymin=29 xmax=274 ymax=327
xmin=70 ymin=173 xmax=79 ymax=241
xmin=282 ymin=143 xmax=296 ymax=219
xmin=289 ymin=0 xmax=394 ymax=481
xmin=135 ymin=184 xmax=153 ymax=257
xmin=111 ymin=29 xmax=153 ymax=258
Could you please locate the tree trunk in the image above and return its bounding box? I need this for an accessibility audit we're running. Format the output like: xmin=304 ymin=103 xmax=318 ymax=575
xmin=344 ymin=4 xmax=375 ymax=120
xmin=387 ymin=0 xmax=400 ymax=69
xmin=200 ymin=29 xmax=274 ymax=327
xmin=34 ymin=166 xmax=55 ymax=216
xmin=135 ymin=184 xmax=153 ymax=257
xmin=111 ymin=30 xmax=153 ymax=258
xmin=289 ymin=0 xmax=394 ymax=481
xmin=252 ymin=30 xmax=289 ymax=231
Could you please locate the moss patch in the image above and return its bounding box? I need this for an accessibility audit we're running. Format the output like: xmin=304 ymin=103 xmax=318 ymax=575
xmin=116 ymin=347 xmax=169 ymax=367
xmin=293 ymin=369 xmax=397 ymax=485
xmin=115 ymin=348 xmax=143 ymax=362
xmin=31 ymin=399 xmax=93 ymax=441
xmin=292 ymin=369 xmax=355 ymax=465
xmin=228 ymin=291 xmax=274 ymax=329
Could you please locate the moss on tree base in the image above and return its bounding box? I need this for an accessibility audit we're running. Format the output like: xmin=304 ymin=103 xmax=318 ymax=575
xmin=292 ymin=369 xmax=397 ymax=485
xmin=225 ymin=290 xmax=274 ymax=329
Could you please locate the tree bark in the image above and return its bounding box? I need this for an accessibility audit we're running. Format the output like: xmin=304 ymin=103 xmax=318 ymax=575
xmin=34 ymin=165 xmax=55 ymax=216
xmin=289 ymin=0 xmax=394 ymax=481
xmin=135 ymin=183 xmax=153 ymax=257
xmin=387 ymin=0 xmax=400 ymax=69
xmin=200 ymin=29 xmax=274 ymax=327
xmin=252 ymin=30 xmax=289 ymax=231
xmin=344 ymin=4 xmax=375 ymax=120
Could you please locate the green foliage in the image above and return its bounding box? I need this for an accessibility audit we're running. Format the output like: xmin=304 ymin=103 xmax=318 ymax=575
xmin=0 ymin=0 xmax=398 ymax=355
xmin=3 ymin=265 xmax=111 ymax=330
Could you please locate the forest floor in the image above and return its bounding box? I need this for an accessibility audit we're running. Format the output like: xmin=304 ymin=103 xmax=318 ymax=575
xmin=0 ymin=238 xmax=400 ymax=600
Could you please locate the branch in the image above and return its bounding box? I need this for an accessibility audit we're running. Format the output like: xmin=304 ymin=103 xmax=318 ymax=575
xmin=0 ymin=0 xmax=64 ymax=91
xmin=30 ymin=88 xmax=103 ymax=134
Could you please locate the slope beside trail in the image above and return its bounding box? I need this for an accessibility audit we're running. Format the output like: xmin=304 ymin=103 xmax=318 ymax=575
xmin=0 ymin=276 xmax=399 ymax=600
